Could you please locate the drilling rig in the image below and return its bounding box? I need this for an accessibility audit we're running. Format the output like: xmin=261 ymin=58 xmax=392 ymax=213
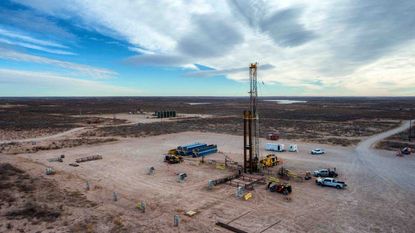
xmin=243 ymin=63 xmax=260 ymax=173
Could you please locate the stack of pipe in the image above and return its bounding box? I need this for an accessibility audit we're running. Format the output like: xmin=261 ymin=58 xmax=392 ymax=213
xmin=192 ymin=144 xmax=218 ymax=157
xmin=176 ymin=142 xmax=218 ymax=157
xmin=177 ymin=143 xmax=207 ymax=156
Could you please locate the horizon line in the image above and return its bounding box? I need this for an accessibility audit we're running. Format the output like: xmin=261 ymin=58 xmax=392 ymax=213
xmin=1 ymin=95 xmax=414 ymax=98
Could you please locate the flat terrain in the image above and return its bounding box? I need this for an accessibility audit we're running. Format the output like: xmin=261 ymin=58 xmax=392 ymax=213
xmin=1 ymin=127 xmax=415 ymax=232
xmin=0 ymin=97 xmax=414 ymax=232
xmin=1 ymin=97 xmax=414 ymax=145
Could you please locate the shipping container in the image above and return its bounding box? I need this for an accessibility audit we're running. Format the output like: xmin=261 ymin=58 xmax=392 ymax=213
xmin=265 ymin=143 xmax=285 ymax=152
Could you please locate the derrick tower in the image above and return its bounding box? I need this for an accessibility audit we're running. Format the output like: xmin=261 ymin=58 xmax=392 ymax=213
xmin=243 ymin=63 xmax=260 ymax=173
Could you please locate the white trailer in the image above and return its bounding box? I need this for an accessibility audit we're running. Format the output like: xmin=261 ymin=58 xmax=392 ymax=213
xmin=265 ymin=143 xmax=285 ymax=152
xmin=288 ymin=144 xmax=298 ymax=152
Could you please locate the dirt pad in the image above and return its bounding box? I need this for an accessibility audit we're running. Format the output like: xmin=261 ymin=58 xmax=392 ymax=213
xmin=2 ymin=131 xmax=414 ymax=233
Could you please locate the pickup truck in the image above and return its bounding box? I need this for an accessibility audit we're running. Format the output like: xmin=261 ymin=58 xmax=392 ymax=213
xmin=316 ymin=177 xmax=347 ymax=189
xmin=313 ymin=168 xmax=338 ymax=178
xmin=310 ymin=148 xmax=325 ymax=155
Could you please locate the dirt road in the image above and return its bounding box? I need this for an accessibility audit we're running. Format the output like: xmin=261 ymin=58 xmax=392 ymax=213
xmin=0 ymin=127 xmax=86 ymax=144
xmin=355 ymin=120 xmax=415 ymax=192
xmin=357 ymin=120 xmax=411 ymax=151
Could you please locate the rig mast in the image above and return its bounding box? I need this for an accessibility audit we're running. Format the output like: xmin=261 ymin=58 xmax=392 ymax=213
xmin=243 ymin=63 xmax=260 ymax=173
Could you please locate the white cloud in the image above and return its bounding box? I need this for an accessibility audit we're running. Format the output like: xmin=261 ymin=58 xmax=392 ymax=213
xmin=10 ymin=0 xmax=415 ymax=95
xmin=12 ymin=0 xmax=231 ymax=53
xmin=0 ymin=37 xmax=75 ymax=55
xmin=0 ymin=68 xmax=140 ymax=96
xmin=127 ymin=46 xmax=155 ymax=55
xmin=340 ymin=46 xmax=415 ymax=96
xmin=0 ymin=27 xmax=75 ymax=55
xmin=0 ymin=28 xmax=69 ymax=49
xmin=0 ymin=5 xmax=76 ymax=40
xmin=0 ymin=48 xmax=116 ymax=79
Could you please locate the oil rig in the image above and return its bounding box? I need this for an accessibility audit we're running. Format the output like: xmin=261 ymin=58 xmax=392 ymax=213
xmin=243 ymin=63 xmax=260 ymax=173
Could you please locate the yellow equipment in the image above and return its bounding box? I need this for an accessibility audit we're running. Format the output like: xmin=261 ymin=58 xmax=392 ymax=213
xmin=260 ymin=154 xmax=281 ymax=168
xmin=268 ymin=176 xmax=280 ymax=183
xmin=164 ymin=154 xmax=183 ymax=164
xmin=243 ymin=192 xmax=253 ymax=200
xmin=278 ymin=167 xmax=303 ymax=181
xmin=216 ymin=163 xmax=226 ymax=170
xmin=168 ymin=149 xmax=178 ymax=155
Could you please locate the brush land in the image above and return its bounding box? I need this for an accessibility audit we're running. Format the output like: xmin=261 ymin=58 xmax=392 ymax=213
xmin=1 ymin=97 xmax=414 ymax=233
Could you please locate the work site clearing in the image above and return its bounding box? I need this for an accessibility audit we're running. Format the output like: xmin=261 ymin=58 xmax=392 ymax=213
xmin=1 ymin=97 xmax=415 ymax=233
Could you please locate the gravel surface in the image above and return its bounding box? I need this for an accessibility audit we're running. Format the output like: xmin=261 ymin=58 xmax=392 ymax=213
xmin=1 ymin=122 xmax=414 ymax=232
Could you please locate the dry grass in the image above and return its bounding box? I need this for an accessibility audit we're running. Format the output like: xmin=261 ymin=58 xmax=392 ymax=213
xmin=0 ymin=138 xmax=118 ymax=154
xmin=0 ymin=163 xmax=120 ymax=232
xmin=376 ymin=125 xmax=415 ymax=150
xmin=83 ymin=117 xmax=397 ymax=146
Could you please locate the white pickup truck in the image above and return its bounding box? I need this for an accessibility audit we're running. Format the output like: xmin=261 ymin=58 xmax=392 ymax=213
xmin=316 ymin=177 xmax=347 ymax=189
xmin=310 ymin=148 xmax=325 ymax=155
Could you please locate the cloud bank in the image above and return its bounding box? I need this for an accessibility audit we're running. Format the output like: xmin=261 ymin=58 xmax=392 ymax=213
xmin=7 ymin=0 xmax=415 ymax=95
xmin=0 ymin=48 xmax=116 ymax=79
xmin=0 ymin=68 xmax=139 ymax=96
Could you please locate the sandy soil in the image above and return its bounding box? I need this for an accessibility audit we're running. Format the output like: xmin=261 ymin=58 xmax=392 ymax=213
xmin=1 ymin=123 xmax=415 ymax=232
xmin=0 ymin=128 xmax=73 ymax=142
xmin=0 ymin=127 xmax=87 ymax=144
xmin=0 ymin=163 xmax=109 ymax=233
xmin=76 ymin=112 xmax=214 ymax=125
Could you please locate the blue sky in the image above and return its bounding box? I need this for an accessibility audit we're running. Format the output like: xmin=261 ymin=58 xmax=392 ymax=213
xmin=0 ymin=0 xmax=414 ymax=96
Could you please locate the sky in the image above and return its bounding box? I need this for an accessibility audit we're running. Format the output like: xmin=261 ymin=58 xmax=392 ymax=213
xmin=0 ymin=0 xmax=414 ymax=96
